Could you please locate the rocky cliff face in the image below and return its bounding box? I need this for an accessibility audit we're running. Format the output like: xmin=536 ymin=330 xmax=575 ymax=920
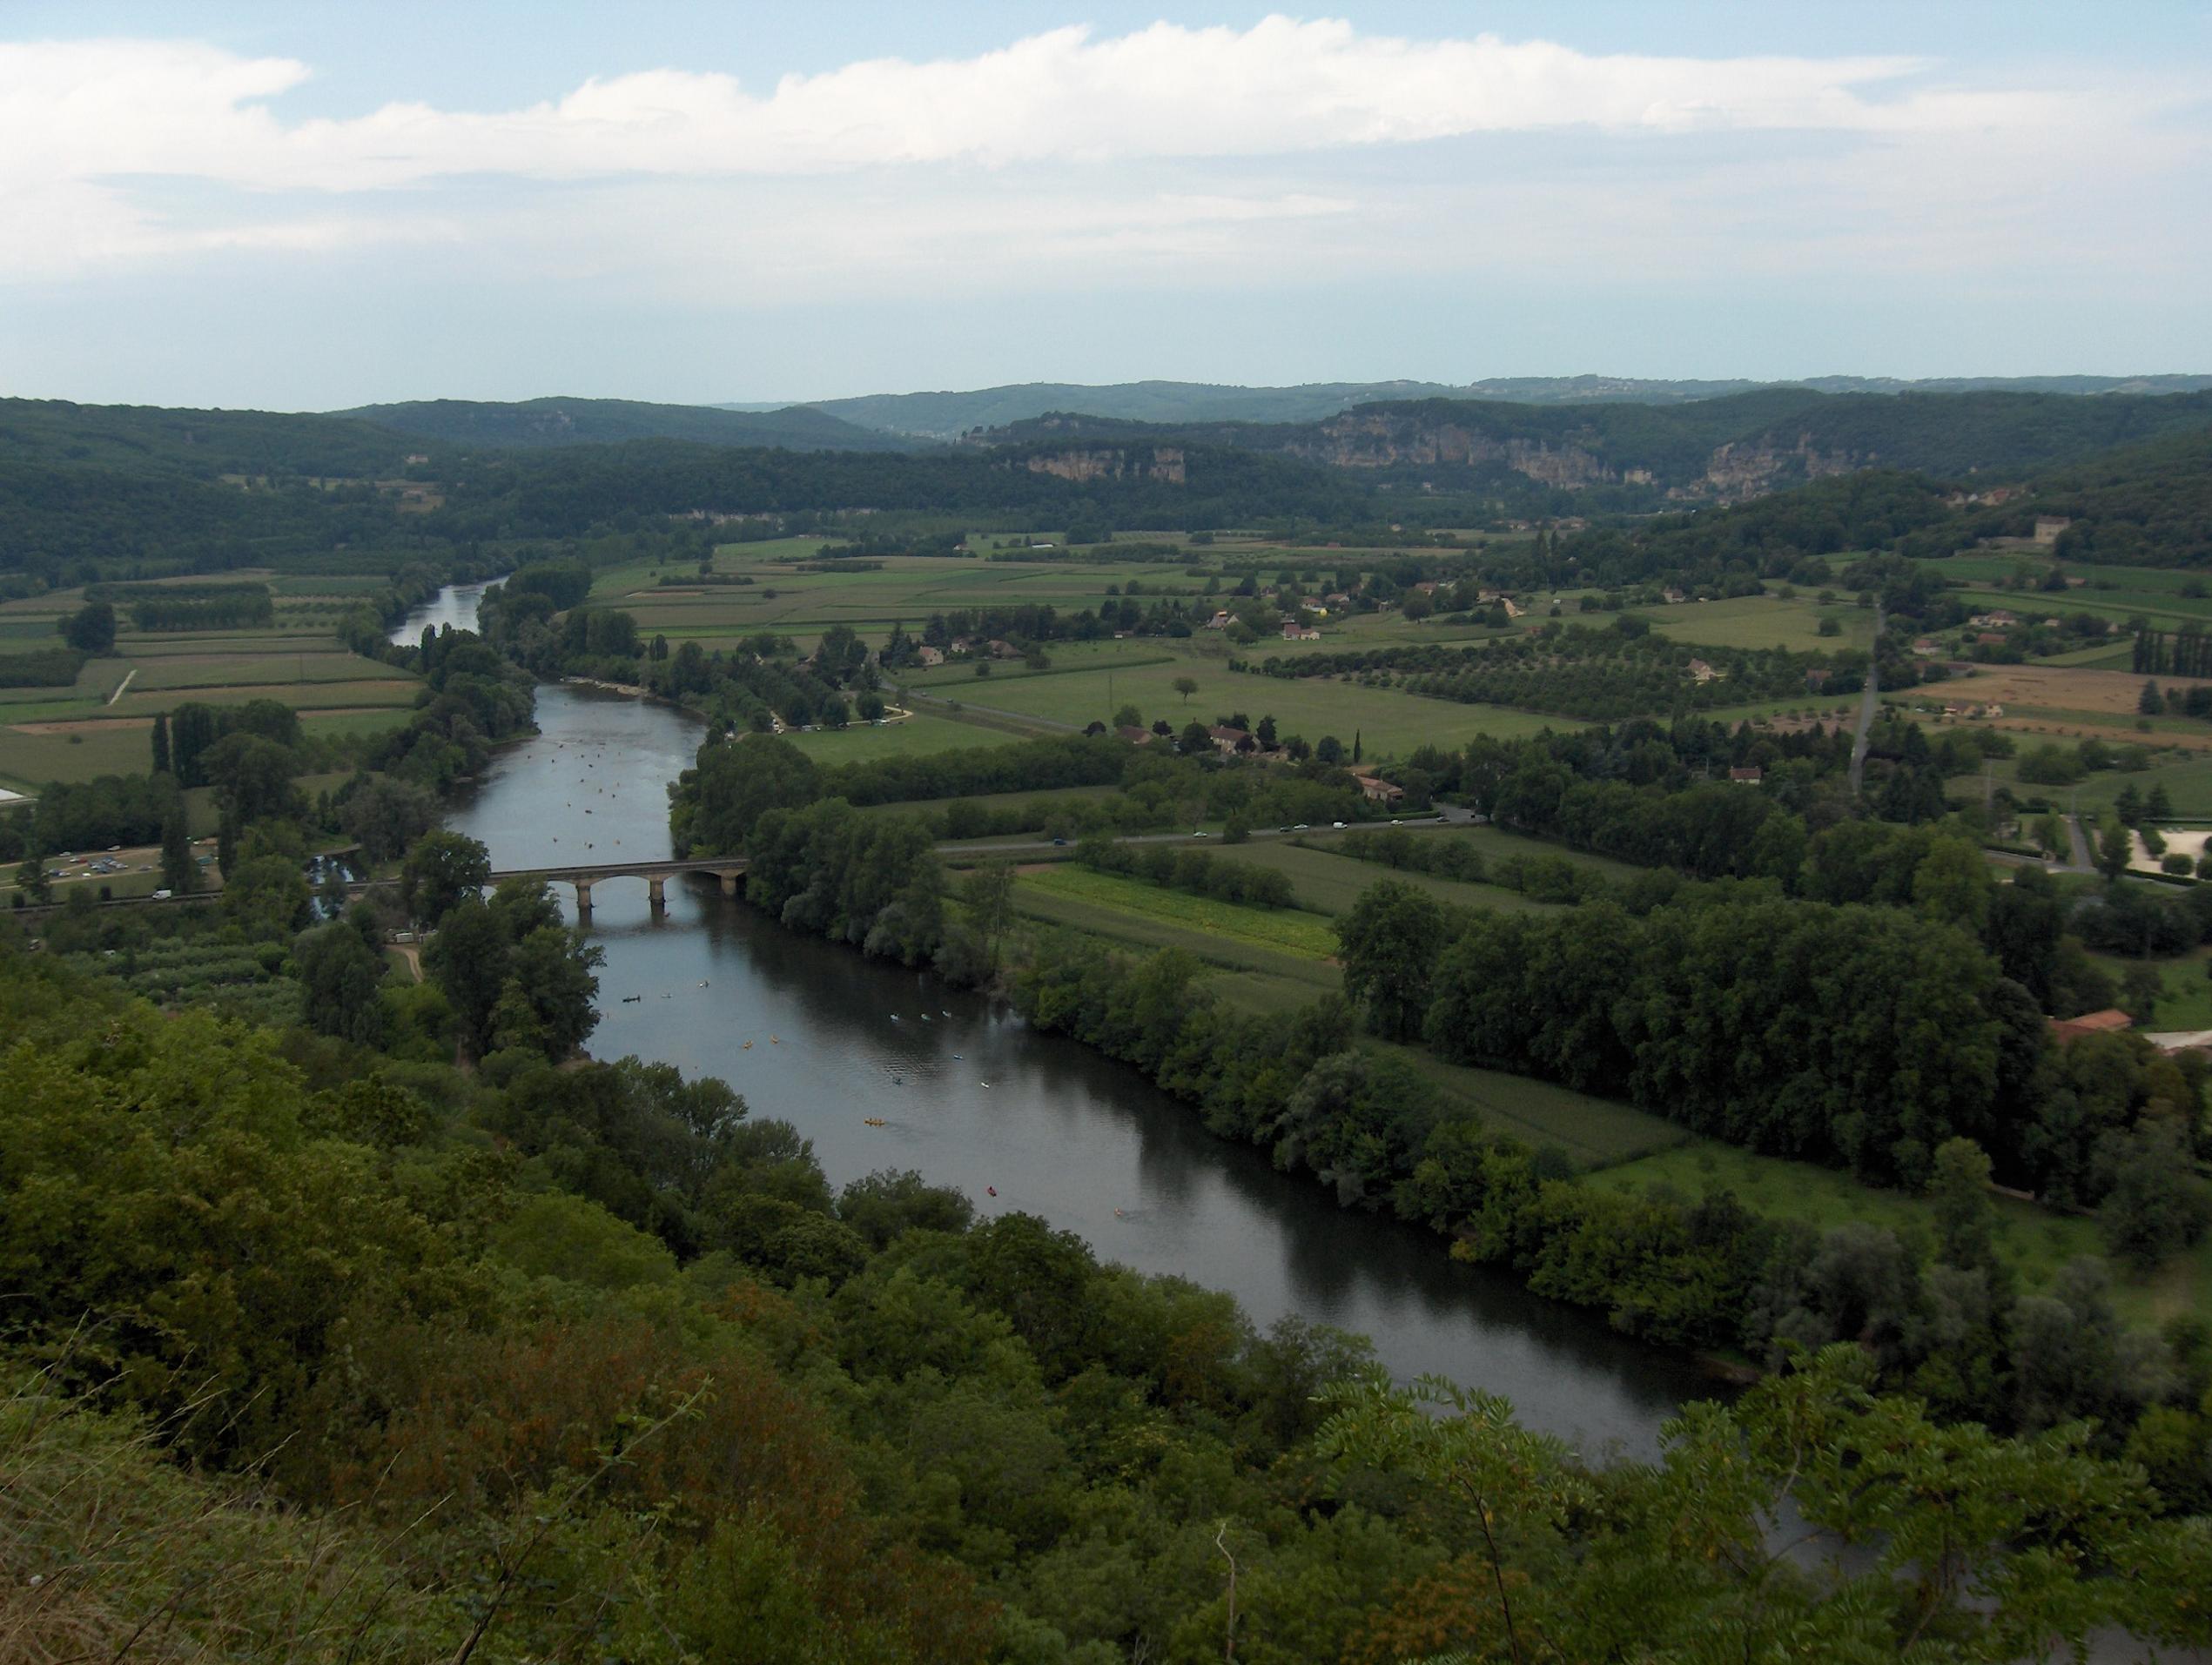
xmin=1284 ymin=412 xmax=1624 ymax=487
xmin=1022 ymin=446 xmax=1187 ymax=484
xmin=1687 ymin=433 xmax=1859 ymax=500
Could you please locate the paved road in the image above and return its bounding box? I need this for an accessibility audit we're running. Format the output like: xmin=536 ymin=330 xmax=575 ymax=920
xmin=2066 ymin=813 xmax=2095 ymax=869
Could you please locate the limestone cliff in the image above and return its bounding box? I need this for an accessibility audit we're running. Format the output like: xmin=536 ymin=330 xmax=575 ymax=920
xmin=1022 ymin=446 xmax=1187 ymax=485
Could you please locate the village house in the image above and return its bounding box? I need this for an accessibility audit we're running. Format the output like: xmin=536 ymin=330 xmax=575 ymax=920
xmin=1115 ymin=725 xmax=1154 ymax=746
xmin=1728 ymin=766 xmax=1764 ymax=785
xmin=1805 ymin=668 xmax=1830 ymax=690
xmin=1686 ymin=658 xmax=1721 ymax=683
xmin=915 ymin=645 xmax=945 ymax=668
xmin=1280 ymin=621 xmax=1321 ymax=641
xmin=1974 ymin=632 xmax=2009 ymax=648
xmin=1967 ymin=609 xmax=2019 ymax=628
xmin=1912 ymin=637 xmax=1940 ymax=655
xmin=2051 ymin=1009 xmax=2133 ymax=1044
xmin=1352 ymin=774 xmax=1404 ymax=804
xmin=2032 ymin=516 xmax=2074 ymax=545
xmin=1208 ymin=724 xmax=1255 ymax=756
xmin=1663 ymin=588 xmax=1687 ymax=604
xmin=1205 ymin=610 xmax=1232 ymax=630
xmin=987 ymin=639 xmax=1020 ymax=659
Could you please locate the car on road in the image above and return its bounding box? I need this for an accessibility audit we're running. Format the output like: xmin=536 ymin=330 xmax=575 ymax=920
xmin=1294 ymin=822 xmax=1309 ymax=830
xmin=1332 ymin=821 xmax=1347 ymax=829
xmin=1051 ymin=837 xmax=1066 ymax=847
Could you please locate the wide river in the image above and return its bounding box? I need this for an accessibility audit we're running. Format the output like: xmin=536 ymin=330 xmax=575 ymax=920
xmin=402 ymin=588 xmax=1724 ymax=1460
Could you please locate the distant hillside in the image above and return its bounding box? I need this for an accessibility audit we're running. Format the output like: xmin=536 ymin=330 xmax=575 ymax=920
xmin=730 ymin=373 xmax=2212 ymax=437
xmin=745 ymin=380 xmax=1463 ymax=439
xmin=0 ymin=397 xmax=424 ymax=480
xmin=342 ymin=396 xmax=915 ymax=453
xmin=988 ymin=389 xmax=2212 ymax=508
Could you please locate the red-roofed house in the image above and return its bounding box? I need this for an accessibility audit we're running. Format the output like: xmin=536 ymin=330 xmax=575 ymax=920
xmin=2050 ymin=1009 xmax=2134 ymax=1044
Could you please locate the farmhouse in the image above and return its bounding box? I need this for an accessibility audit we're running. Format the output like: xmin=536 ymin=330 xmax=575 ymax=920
xmin=1728 ymin=766 xmax=1764 ymax=784
xmin=2050 ymin=1009 xmax=2133 ymax=1044
xmin=1209 ymin=724 xmax=1255 ymax=756
xmin=1968 ymin=609 xmax=2020 ymax=628
xmin=1686 ymin=658 xmax=1721 ymax=683
xmin=1115 ymin=725 xmax=1154 ymax=746
xmin=1280 ymin=621 xmax=1321 ymax=641
xmin=915 ymin=645 xmax=945 ymax=668
xmin=1353 ymin=775 xmax=1404 ymax=804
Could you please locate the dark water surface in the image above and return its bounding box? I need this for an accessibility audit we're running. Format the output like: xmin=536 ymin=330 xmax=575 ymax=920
xmin=444 ymin=675 xmax=1725 ymax=1459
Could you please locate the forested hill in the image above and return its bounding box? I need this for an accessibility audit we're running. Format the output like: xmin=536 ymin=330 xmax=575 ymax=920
xmin=0 ymin=397 xmax=428 ymax=480
xmin=763 ymin=379 xmax=1465 ymax=438
xmin=986 ymin=388 xmax=2212 ymax=507
xmin=750 ymin=373 xmax=2212 ymax=438
xmin=344 ymin=395 xmax=914 ymax=453
xmin=440 ymin=435 xmax=1367 ymax=537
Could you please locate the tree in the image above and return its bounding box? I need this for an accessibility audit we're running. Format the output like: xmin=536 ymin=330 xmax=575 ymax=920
xmin=507 ymin=925 xmax=604 ymax=1057
xmin=1112 ymin=703 xmax=1143 ymax=730
xmin=340 ymin=775 xmax=441 ymax=863
xmin=202 ymin=734 xmax=299 ymax=828
xmin=963 ymin=860 xmax=1017 ymax=973
xmin=1315 ymin=735 xmax=1344 ymax=765
xmin=2119 ymin=960 xmax=2164 ymax=1023
xmin=1336 ymin=880 xmax=1446 ymax=1041
xmin=2096 ymin=1121 xmax=2212 ymax=1271
xmin=294 ymin=921 xmax=388 ymax=1046
xmin=2094 ymin=816 xmax=2134 ymax=883
xmin=159 ymin=796 xmax=194 ymax=894
xmin=150 ymin=712 xmax=171 ymax=776
xmin=1173 ymin=676 xmax=1199 ymax=705
xmin=13 ymin=850 xmax=49 ymax=905
xmin=1926 ymin=1137 xmax=1998 ymax=1270
xmin=60 ymin=601 xmax=116 ymax=655
xmin=2139 ymin=679 xmax=2167 ymax=715
xmin=401 ymin=829 xmax=492 ymax=926
xmin=222 ymin=854 xmax=311 ymax=940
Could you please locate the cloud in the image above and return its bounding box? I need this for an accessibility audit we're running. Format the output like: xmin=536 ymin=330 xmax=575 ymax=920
xmin=0 ymin=17 xmax=2196 ymax=300
xmin=0 ymin=20 xmax=2108 ymax=193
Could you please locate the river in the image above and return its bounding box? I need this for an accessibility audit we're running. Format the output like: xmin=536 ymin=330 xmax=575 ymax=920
xmin=395 ymin=586 xmax=1726 ymax=1461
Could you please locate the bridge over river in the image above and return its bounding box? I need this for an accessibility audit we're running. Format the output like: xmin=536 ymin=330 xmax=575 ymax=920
xmin=483 ymin=856 xmax=748 ymax=917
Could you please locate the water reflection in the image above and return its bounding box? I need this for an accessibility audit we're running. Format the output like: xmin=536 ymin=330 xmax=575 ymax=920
xmin=440 ymin=672 xmax=1727 ymax=1459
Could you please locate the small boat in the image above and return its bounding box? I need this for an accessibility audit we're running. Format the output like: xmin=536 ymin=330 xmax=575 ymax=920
xmin=979 ymin=1081 xmax=990 ymax=1088
xmin=770 ymin=1036 xmax=780 ymax=1044
xmin=863 ymin=1118 xmax=886 ymax=1126
xmin=889 ymin=1014 xmax=899 ymax=1022
xmin=986 ymin=1185 xmax=997 ymax=1197
xmin=622 ymin=994 xmax=641 ymax=1004
xmin=698 ymin=980 xmax=709 ymax=988
xmin=920 ymin=1014 xmax=931 ymax=1023
xmin=742 ymin=1040 xmax=753 ymax=1050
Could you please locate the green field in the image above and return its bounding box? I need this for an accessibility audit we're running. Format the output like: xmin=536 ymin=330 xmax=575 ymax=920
xmin=777 ymin=712 xmax=1014 ymax=764
xmin=1021 ymin=864 xmax=1340 ymax=957
xmin=1388 ymin=1045 xmax=1690 ymax=1166
xmin=0 ymin=578 xmax=426 ymax=789
xmin=1950 ymin=749 xmax=2212 ymax=817
xmin=1220 ymin=838 xmax=1567 ymax=916
xmin=912 ymin=645 xmax=1556 ymax=760
xmin=1637 ymin=592 xmax=1875 ymax=653
xmin=1589 ymin=1141 xmax=2204 ymax=1326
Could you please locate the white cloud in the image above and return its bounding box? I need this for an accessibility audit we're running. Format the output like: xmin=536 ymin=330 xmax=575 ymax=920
xmin=0 ymin=17 xmax=2198 ymax=301
xmin=0 ymin=21 xmax=2115 ymax=193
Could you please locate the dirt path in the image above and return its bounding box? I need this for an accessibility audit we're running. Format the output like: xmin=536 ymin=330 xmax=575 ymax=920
xmin=105 ymin=668 xmax=137 ymax=707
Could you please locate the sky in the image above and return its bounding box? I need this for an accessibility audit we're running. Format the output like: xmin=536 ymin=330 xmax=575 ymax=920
xmin=3 ymin=2 xmax=2209 ymax=411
